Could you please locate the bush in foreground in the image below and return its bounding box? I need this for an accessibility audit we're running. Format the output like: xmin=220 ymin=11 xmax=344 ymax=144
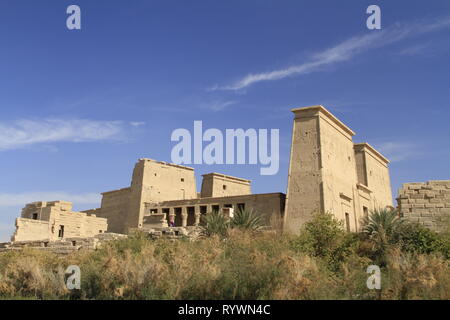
xmin=0 ymin=210 xmax=449 ymax=300
xmin=202 ymin=208 xmax=264 ymax=237
xmin=0 ymin=227 xmax=448 ymax=300
xmin=291 ymin=212 xmax=358 ymax=271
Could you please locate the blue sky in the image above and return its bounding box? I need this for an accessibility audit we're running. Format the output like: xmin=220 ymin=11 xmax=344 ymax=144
xmin=1 ymin=0 xmax=450 ymax=241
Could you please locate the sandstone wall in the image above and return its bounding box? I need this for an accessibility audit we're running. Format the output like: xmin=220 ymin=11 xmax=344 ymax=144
xmin=98 ymin=188 xmax=131 ymax=234
xmin=145 ymin=192 xmax=285 ymax=230
xmin=95 ymin=158 xmax=256 ymax=234
xmin=200 ymin=173 xmax=251 ymax=198
xmin=318 ymin=108 xmax=359 ymax=231
xmin=132 ymin=159 xmax=197 ymax=202
xmin=284 ymin=110 xmax=323 ymax=234
xmin=397 ymin=180 xmax=450 ymax=231
xmin=12 ymin=218 xmax=50 ymax=241
xmin=355 ymin=144 xmax=393 ymax=209
xmin=127 ymin=159 xmax=198 ymax=233
xmin=12 ymin=201 xmax=107 ymax=242
xmin=285 ymin=106 xmax=393 ymax=234
xmin=53 ymin=211 xmax=107 ymax=238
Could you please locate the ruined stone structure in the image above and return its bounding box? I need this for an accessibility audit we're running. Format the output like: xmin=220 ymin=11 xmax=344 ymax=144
xmin=10 ymin=105 xmax=395 ymax=242
xmin=12 ymin=201 xmax=107 ymax=242
xmin=1 ymin=233 xmax=126 ymax=254
xmin=397 ymin=180 xmax=450 ymax=231
xmin=87 ymin=160 xmax=198 ymax=234
xmin=143 ymin=192 xmax=285 ymax=230
xmin=91 ymin=160 xmax=285 ymax=233
xmin=284 ymin=106 xmax=393 ymax=233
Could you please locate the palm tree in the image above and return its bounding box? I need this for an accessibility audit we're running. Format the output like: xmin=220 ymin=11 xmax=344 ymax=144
xmin=230 ymin=208 xmax=263 ymax=231
xmin=362 ymin=208 xmax=402 ymax=260
xmin=202 ymin=211 xmax=229 ymax=237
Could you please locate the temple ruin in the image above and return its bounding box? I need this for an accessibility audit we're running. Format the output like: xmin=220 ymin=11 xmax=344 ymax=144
xmin=284 ymin=106 xmax=393 ymax=233
xmin=10 ymin=105 xmax=397 ymax=242
xmin=12 ymin=201 xmax=107 ymax=242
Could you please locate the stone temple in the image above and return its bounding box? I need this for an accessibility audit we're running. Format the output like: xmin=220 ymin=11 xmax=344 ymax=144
xmin=11 ymin=105 xmax=397 ymax=242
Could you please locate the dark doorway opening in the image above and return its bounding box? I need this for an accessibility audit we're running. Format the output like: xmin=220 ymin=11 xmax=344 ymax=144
xmin=58 ymin=225 xmax=65 ymax=238
xmin=174 ymin=208 xmax=182 ymax=226
xmin=187 ymin=207 xmax=196 ymax=226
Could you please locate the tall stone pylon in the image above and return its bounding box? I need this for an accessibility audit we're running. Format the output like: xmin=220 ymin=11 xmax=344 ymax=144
xmin=284 ymin=105 xmax=393 ymax=234
xmin=284 ymin=105 xmax=358 ymax=234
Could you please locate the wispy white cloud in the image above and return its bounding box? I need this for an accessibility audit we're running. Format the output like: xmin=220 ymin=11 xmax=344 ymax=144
xmin=0 ymin=118 xmax=138 ymax=151
xmin=129 ymin=121 xmax=146 ymax=127
xmin=209 ymin=100 xmax=238 ymax=111
xmin=397 ymin=43 xmax=430 ymax=56
xmin=376 ymin=141 xmax=420 ymax=162
xmin=212 ymin=16 xmax=450 ymax=91
xmin=0 ymin=192 xmax=100 ymax=207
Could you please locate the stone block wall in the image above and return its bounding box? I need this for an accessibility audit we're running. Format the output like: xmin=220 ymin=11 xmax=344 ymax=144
xmin=13 ymin=218 xmax=50 ymax=241
xmin=397 ymin=180 xmax=450 ymax=231
xmin=11 ymin=201 xmax=108 ymax=242
xmin=200 ymin=173 xmax=251 ymax=198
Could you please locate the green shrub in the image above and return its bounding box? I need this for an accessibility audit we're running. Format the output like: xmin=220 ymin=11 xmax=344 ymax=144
xmin=393 ymin=223 xmax=449 ymax=258
xmin=361 ymin=208 xmax=403 ymax=264
xmin=201 ymin=211 xmax=229 ymax=237
xmin=230 ymin=208 xmax=263 ymax=231
xmin=292 ymin=212 xmax=357 ymax=271
xmin=0 ymin=210 xmax=448 ymax=300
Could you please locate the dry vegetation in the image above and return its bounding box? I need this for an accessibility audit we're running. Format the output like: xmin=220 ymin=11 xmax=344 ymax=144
xmin=0 ymin=211 xmax=448 ymax=300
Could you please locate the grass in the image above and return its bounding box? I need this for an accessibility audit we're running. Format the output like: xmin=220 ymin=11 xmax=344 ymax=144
xmin=0 ymin=212 xmax=448 ymax=300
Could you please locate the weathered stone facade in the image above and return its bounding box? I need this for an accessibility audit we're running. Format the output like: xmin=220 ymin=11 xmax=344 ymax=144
xmin=397 ymin=181 xmax=450 ymax=231
xmin=200 ymin=173 xmax=251 ymax=198
xmin=284 ymin=106 xmax=393 ymax=234
xmin=9 ymin=104 xmax=398 ymax=242
xmin=12 ymin=201 xmax=107 ymax=242
xmin=93 ymin=159 xmax=285 ymax=233
xmin=93 ymin=160 xmax=206 ymax=234
xmin=143 ymin=193 xmax=285 ymax=230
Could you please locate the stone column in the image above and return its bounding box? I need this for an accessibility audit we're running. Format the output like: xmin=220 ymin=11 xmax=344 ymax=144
xmin=181 ymin=207 xmax=188 ymax=227
xmin=194 ymin=206 xmax=201 ymax=226
xmin=162 ymin=209 xmax=169 ymax=228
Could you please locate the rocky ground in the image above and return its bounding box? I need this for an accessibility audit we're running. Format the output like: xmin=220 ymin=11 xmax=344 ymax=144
xmin=0 ymin=227 xmax=204 ymax=254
